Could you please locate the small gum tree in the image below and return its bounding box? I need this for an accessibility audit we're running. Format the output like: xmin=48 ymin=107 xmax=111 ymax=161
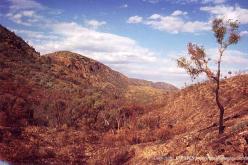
xmin=177 ymin=18 xmax=240 ymax=134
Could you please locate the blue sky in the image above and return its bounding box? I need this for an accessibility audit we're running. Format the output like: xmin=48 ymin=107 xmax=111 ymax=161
xmin=0 ymin=0 xmax=248 ymax=87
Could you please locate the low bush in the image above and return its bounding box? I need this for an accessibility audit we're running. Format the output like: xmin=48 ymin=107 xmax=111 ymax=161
xmin=99 ymin=148 xmax=135 ymax=165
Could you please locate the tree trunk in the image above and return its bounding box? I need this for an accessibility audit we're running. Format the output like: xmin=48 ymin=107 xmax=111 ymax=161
xmin=219 ymin=106 xmax=225 ymax=134
xmin=215 ymin=58 xmax=225 ymax=134
xmin=215 ymin=87 xmax=225 ymax=134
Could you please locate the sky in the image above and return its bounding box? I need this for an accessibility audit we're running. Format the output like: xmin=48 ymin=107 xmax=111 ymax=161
xmin=0 ymin=0 xmax=248 ymax=87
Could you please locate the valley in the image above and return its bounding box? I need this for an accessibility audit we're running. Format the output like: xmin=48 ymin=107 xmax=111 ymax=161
xmin=0 ymin=24 xmax=247 ymax=165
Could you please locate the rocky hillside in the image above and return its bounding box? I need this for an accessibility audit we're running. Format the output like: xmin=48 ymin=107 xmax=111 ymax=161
xmin=45 ymin=51 xmax=129 ymax=90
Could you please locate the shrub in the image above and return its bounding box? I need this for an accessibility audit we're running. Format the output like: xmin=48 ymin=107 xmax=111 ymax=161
xmin=103 ymin=148 xmax=135 ymax=165
xmin=155 ymin=127 xmax=173 ymax=142
xmin=136 ymin=115 xmax=161 ymax=130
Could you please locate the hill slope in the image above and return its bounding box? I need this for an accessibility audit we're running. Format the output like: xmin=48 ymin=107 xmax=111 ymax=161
xmin=100 ymin=75 xmax=248 ymax=165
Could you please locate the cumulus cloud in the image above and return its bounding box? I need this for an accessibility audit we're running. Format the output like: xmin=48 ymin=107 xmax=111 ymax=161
xmin=240 ymin=31 xmax=248 ymax=36
xmin=8 ymin=0 xmax=45 ymax=11
xmin=222 ymin=50 xmax=248 ymax=66
xmin=131 ymin=11 xmax=210 ymax=33
xmin=200 ymin=5 xmax=248 ymax=24
xmin=13 ymin=29 xmax=59 ymax=41
xmin=112 ymin=61 xmax=189 ymax=86
xmin=6 ymin=0 xmax=60 ymax=26
xmin=127 ymin=16 xmax=143 ymax=24
xmin=133 ymin=5 xmax=248 ymax=34
xmin=85 ymin=19 xmax=106 ymax=30
xmin=201 ymin=48 xmax=248 ymax=75
xmin=171 ymin=10 xmax=188 ymax=16
xmin=35 ymin=22 xmax=157 ymax=64
xmin=148 ymin=14 xmax=162 ymax=20
xmin=211 ymin=49 xmax=248 ymax=67
xmin=6 ymin=10 xmax=42 ymax=26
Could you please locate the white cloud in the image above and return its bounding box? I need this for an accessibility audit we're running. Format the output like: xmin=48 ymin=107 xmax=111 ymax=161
xmin=127 ymin=16 xmax=143 ymax=24
xmin=223 ymin=50 xmax=248 ymax=66
xmin=6 ymin=10 xmax=42 ymax=26
xmin=6 ymin=0 xmax=60 ymax=26
xmin=8 ymin=0 xmax=45 ymax=11
xmin=35 ymin=22 xmax=157 ymax=64
xmin=240 ymin=31 xmax=248 ymax=36
xmin=13 ymin=29 xmax=58 ymax=41
xmin=144 ymin=11 xmax=210 ymax=33
xmin=149 ymin=14 xmax=162 ymax=20
xmin=19 ymin=10 xmax=35 ymax=17
xmin=200 ymin=5 xmax=248 ymax=24
xmin=129 ymin=10 xmax=210 ymax=33
xmin=205 ymin=48 xmax=248 ymax=74
xmin=171 ymin=10 xmax=188 ymax=16
xmin=85 ymin=19 xmax=106 ymax=30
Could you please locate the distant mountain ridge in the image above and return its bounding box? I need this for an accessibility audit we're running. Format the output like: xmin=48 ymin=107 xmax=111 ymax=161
xmin=129 ymin=78 xmax=178 ymax=91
